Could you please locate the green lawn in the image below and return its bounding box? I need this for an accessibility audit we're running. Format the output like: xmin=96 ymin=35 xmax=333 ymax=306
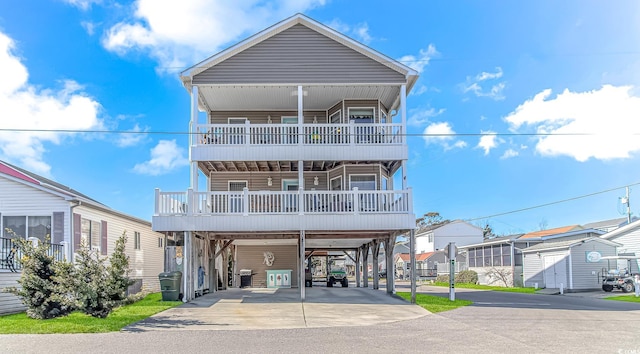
xmin=604 ymin=295 xmax=640 ymax=303
xmin=397 ymin=292 xmax=472 ymax=313
xmin=0 ymin=293 xmax=183 ymax=334
xmin=430 ymin=282 xmax=537 ymax=294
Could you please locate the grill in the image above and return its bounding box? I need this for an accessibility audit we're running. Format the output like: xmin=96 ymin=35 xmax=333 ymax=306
xmin=240 ymin=269 xmax=253 ymax=288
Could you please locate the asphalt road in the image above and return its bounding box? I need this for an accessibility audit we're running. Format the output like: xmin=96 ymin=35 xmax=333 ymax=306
xmin=1 ymin=287 xmax=639 ymax=354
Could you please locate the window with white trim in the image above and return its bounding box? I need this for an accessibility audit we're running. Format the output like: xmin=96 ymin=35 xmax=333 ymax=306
xmin=80 ymin=218 xmax=101 ymax=251
xmin=2 ymin=215 xmax=51 ymax=242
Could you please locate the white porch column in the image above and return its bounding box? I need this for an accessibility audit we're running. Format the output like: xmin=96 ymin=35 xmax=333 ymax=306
xmin=372 ymin=240 xmax=380 ymax=290
xmin=385 ymin=235 xmax=396 ymax=294
xmin=190 ymin=85 xmax=199 ymax=192
xmin=362 ymin=245 xmax=370 ymax=288
xmin=400 ymin=84 xmax=406 ymax=144
xmin=300 ymin=230 xmax=306 ymax=301
xmin=297 ymin=85 xmax=303 ymax=147
xmin=409 ymin=229 xmax=416 ymax=303
xmin=355 ymin=248 xmax=361 ymax=287
xmin=183 ymin=231 xmax=191 ymax=302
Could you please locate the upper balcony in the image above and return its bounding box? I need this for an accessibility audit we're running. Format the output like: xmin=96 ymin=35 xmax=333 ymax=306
xmin=152 ymin=188 xmax=415 ymax=234
xmin=192 ymin=121 xmax=407 ymax=162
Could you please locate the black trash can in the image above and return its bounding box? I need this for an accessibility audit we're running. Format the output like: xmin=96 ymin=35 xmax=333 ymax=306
xmin=240 ymin=269 xmax=252 ymax=288
xmin=159 ymin=271 xmax=182 ymax=301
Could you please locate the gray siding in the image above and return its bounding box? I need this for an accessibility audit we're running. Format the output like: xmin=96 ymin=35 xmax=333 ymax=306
xmin=523 ymin=253 xmax=544 ymax=287
xmin=194 ymin=24 xmax=406 ymax=85
xmin=609 ymin=225 xmax=640 ymax=273
xmin=0 ymin=272 xmax=24 ymax=315
xmin=210 ymin=173 xmax=329 ymax=192
xmin=210 ymin=110 xmax=326 ymax=124
xmin=570 ymin=242 xmax=617 ymax=290
xmin=235 ymin=245 xmax=299 ymax=288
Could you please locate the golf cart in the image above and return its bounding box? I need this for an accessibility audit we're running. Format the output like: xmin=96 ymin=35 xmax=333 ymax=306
xmin=600 ymin=255 xmax=640 ymax=293
xmin=327 ymin=257 xmax=349 ymax=287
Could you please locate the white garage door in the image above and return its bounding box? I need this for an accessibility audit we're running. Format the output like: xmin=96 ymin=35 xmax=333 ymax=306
xmin=543 ymin=255 xmax=567 ymax=289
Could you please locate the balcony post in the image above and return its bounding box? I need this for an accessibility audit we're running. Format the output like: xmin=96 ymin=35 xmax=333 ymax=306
xmin=353 ymin=187 xmax=359 ymax=215
xmin=349 ymin=120 xmax=355 ymax=147
xmin=298 ymin=85 xmax=303 ymax=147
xmin=245 ymin=120 xmax=250 ymax=146
xmin=400 ymin=84 xmax=406 ymax=144
xmin=187 ymin=188 xmax=194 ymax=216
xmin=298 ymin=187 xmax=304 ymax=215
xmin=154 ymin=188 xmax=160 ymax=215
xmin=242 ymin=187 xmax=249 ymax=216
xmin=407 ymin=187 xmax=413 ymax=214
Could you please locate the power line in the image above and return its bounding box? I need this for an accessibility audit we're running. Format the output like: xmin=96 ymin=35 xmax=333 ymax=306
xmin=465 ymin=182 xmax=640 ymax=222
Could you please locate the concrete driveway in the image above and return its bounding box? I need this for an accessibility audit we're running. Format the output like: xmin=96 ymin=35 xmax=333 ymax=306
xmin=125 ymin=286 xmax=429 ymax=331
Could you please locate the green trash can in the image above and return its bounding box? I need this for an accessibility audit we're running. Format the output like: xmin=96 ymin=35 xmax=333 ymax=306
xmin=159 ymin=271 xmax=182 ymax=301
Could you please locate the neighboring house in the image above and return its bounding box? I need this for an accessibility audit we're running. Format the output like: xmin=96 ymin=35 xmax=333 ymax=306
xmin=0 ymin=160 xmax=164 ymax=315
xmin=415 ymin=220 xmax=483 ymax=253
xmin=600 ymin=219 xmax=640 ymax=274
xmin=152 ymin=14 xmax=418 ymax=301
xmin=521 ymin=236 xmax=619 ymax=291
xmin=459 ymin=234 xmax=532 ymax=287
xmin=584 ymin=217 xmax=637 ymax=233
xmin=394 ymin=251 xmax=465 ymax=279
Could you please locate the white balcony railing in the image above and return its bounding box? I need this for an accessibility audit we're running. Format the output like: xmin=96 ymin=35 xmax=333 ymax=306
xmin=155 ymin=188 xmax=412 ymax=216
xmin=196 ymin=122 xmax=403 ymax=146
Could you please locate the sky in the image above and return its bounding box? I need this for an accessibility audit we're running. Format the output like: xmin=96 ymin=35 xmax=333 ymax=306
xmin=1 ymin=0 xmax=640 ymax=236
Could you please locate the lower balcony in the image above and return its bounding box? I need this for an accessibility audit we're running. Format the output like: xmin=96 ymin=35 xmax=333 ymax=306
xmin=152 ymin=188 xmax=415 ymax=233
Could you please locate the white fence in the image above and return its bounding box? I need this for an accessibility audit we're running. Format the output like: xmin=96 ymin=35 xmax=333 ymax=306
xmin=155 ymin=188 xmax=412 ymax=216
xmin=196 ymin=122 xmax=403 ymax=146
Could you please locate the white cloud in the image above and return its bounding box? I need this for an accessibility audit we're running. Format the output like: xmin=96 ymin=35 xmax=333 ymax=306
xmin=461 ymin=67 xmax=506 ymax=100
xmin=500 ymin=149 xmax=519 ymax=159
xmin=326 ymin=19 xmax=374 ymax=44
xmin=81 ymin=21 xmax=98 ymax=36
xmin=103 ymin=0 xmax=327 ymax=72
xmin=133 ymin=139 xmax=188 ymax=175
xmin=476 ymin=131 xmax=502 ymax=155
xmin=422 ymin=122 xmax=466 ymax=150
xmin=398 ymin=44 xmax=439 ymax=73
xmin=505 ymin=85 xmax=640 ymax=162
xmin=0 ymin=31 xmax=103 ymax=176
xmin=408 ymin=107 xmax=445 ymax=126
xmin=116 ymin=124 xmax=148 ymax=147
xmin=63 ymin=0 xmax=102 ymax=10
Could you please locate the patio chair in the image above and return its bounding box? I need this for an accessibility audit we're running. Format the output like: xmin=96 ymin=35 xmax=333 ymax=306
xmin=0 ymin=247 xmax=17 ymax=272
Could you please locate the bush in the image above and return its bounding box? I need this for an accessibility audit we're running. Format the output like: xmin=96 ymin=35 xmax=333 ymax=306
xmin=73 ymin=232 xmax=134 ymax=318
xmin=434 ymin=270 xmax=479 ymax=285
xmin=456 ymin=270 xmax=478 ymax=284
xmin=3 ymin=231 xmax=74 ymax=319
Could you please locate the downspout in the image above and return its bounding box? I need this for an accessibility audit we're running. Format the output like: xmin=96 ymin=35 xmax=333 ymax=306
xmin=567 ymin=249 xmax=573 ymax=290
xmin=510 ymin=241 xmax=515 ymax=286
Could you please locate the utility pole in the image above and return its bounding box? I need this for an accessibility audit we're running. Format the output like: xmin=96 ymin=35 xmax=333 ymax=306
xmin=625 ymin=186 xmax=631 ymax=224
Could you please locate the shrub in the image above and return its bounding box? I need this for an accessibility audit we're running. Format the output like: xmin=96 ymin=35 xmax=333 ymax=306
xmin=435 ymin=270 xmax=479 ymax=285
xmin=455 ymin=270 xmax=478 ymax=284
xmin=3 ymin=231 xmax=74 ymax=319
xmin=73 ymin=231 xmax=134 ymax=318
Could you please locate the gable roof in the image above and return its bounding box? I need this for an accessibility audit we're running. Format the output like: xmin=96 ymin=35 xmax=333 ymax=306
xmin=415 ymin=220 xmax=482 ymax=236
xmin=600 ymin=219 xmax=640 ymax=240
xmin=0 ymin=160 xmax=102 ymax=204
xmin=519 ymin=225 xmax=583 ymax=239
xmin=396 ymin=252 xmax=436 ymax=262
xmin=458 ymin=234 xmax=527 ymax=249
xmin=0 ymin=160 xmax=151 ymax=226
xmin=521 ymin=236 xmax=620 ymax=253
xmin=583 ymin=217 xmax=632 ymax=230
xmin=181 ymin=13 xmax=419 ymax=90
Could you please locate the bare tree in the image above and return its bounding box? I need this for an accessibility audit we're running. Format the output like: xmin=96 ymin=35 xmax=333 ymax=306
xmin=485 ymin=267 xmax=512 ymax=287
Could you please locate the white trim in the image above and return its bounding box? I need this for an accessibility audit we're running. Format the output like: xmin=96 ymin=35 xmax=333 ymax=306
xmin=329 ymin=176 xmax=343 ymax=191
xmin=567 ymin=250 xmax=573 ymax=290
xmin=228 ymin=117 xmax=247 ymax=124
xmin=1 ymin=214 xmax=53 ymax=240
xmin=329 ymin=110 xmax=342 ymax=124
xmin=281 ymin=116 xmax=298 ymax=124
xmin=281 ymin=179 xmax=299 ymax=191
xmin=227 ymin=181 xmax=248 ymax=191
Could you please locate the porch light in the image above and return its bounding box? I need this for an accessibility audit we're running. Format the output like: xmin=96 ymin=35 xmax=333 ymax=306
xmin=267 ymin=115 xmax=272 ymax=124
xmin=267 ymin=177 xmax=273 ymax=186
xmin=313 ymin=176 xmax=319 ymax=186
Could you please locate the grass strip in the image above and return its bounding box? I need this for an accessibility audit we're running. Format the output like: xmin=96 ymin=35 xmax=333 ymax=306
xmin=0 ymin=292 xmax=182 ymax=334
xmin=429 ymin=282 xmax=537 ymax=293
xmin=604 ymin=295 xmax=640 ymax=303
xmin=397 ymin=292 xmax=472 ymax=313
